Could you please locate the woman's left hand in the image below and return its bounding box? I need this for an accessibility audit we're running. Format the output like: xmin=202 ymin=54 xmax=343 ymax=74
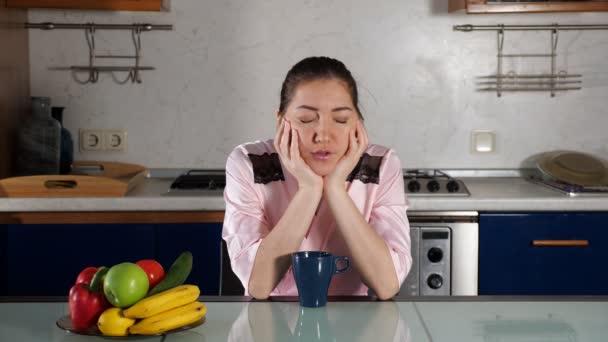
xmin=324 ymin=121 xmax=369 ymax=192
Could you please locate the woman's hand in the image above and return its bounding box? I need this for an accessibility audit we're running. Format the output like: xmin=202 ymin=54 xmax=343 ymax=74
xmin=274 ymin=119 xmax=323 ymax=193
xmin=324 ymin=121 xmax=369 ymax=192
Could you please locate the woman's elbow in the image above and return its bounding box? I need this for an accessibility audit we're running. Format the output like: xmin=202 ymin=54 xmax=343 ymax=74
xmin=374 ymin=278 xmax=400 ymax=300
xmin=248 ymin=281 xmax=271 ymax=300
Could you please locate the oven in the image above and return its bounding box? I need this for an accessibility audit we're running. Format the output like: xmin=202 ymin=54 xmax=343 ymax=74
xmin=398 ymin=211 xmax=479 ymax=297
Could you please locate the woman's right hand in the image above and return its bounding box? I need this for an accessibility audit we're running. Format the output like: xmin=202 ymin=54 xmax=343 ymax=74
xmin=274 ymin=119 xmax=323 ymax=193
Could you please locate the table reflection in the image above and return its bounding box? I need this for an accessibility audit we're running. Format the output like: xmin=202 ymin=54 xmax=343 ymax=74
xmin=227 ymin=301 xmax=411 ymax=342
xmin=477 ymin=314 xmax=577 ymax=342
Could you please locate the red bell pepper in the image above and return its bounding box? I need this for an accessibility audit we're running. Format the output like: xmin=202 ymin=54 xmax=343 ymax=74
xmin=75 ymin=266 xmax=98 ymax=286
xmin=69 ymin=266 xmax=110 ymax=330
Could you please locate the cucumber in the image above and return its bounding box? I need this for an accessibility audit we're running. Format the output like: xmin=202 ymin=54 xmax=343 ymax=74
xmin=147 ymin=251 xmax=193 ymax=296
xmin=88 ymin=266 xmax=108 ymax=292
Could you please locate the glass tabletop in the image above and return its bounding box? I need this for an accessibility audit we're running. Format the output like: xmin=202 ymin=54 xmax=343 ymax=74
xmin=1 ymin=297 xmax=608 ymax=342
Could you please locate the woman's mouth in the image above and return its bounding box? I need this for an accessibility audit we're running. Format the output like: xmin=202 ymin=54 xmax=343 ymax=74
xmin=312 ymin=150 xmax=332 ymax=161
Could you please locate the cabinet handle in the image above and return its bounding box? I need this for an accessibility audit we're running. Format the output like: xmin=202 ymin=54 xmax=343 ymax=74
xmin=532 ymin=240 xmax=589 ymax=247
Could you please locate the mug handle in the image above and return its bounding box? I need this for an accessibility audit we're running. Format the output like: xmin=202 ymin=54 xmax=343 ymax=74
xmin=333 ymin=256 xmax=350 ymax=274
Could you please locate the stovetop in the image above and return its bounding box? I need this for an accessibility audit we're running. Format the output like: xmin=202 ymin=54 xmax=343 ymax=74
xmin=162 ymin=168 xmax=472 ymax=197
xmin=164 ymin=169 xmax=226 ymax=196
xmin=403 ymin=169 xmax=471 ymax=197
xmin=528 ymin=176 xmax=608 ymax=197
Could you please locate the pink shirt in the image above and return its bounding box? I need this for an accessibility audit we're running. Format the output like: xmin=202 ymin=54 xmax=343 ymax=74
xmin=222 ymin=139 xmax=411 ymax=296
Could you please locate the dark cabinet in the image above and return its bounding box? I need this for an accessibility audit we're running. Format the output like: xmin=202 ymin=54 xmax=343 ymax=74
xmin=1 ymin=224 xmax=155 ymax=296
xmin=450 ymin=0 xmax=608 ymax=13
xmin=479 ymin=212 xmax=608 ymax=295
xmin=156 ymin=223 xmax=223 ymax=296
xmin=5 ymin=0 xmax=163 ymax=11
xmin=0 ymin=223 xmax=222 ymax=296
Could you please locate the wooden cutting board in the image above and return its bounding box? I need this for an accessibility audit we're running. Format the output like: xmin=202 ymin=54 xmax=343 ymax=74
xmin=0 ymin=161 xmax=147 ymax=197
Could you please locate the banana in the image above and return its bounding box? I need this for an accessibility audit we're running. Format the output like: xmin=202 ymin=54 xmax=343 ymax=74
xmin=123 ymin=284 xmax=200 ymax=319
xmin=147 ymin=251 xmax=193 ymax=296
xmin=129 ymin=301 xmax=207 ymax=335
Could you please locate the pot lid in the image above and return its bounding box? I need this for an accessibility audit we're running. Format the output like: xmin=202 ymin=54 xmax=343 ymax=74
xmin=537 ymin=150 xmax=608 ymax=186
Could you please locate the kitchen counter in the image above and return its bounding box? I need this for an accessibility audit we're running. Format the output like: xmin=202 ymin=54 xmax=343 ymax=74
xmin=1 ymin=175 xmax=607 ymax=213
xmin=1 ymin=296 xmax=607 ymax=342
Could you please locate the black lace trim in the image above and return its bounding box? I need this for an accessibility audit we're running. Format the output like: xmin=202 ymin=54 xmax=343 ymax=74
xmin=346 ymin=153 xmax=382 ymax=184
xmin=248 ymin=153 xmax=285 ymax=184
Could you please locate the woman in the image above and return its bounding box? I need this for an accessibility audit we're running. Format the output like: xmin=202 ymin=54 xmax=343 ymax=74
xmin=223 ymin=56 xmax=411 ymax=300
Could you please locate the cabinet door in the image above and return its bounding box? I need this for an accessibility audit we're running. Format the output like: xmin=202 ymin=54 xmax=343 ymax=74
xmin=156 ymin=223 xmax=222 ymax=296
xmin=0 ymin=225 xmax=6 ymax=295
xmin=479 ymin=213 xmax=608 ymax=295
xmin=6 ymin=0 xmax=162 ymax=11
xmin=457 ymin=0 xmax=608 ymax=13
xmin=2 ymin=224 xmax=155 ymax=296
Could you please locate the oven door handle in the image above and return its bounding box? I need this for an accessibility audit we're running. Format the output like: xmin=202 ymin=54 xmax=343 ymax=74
xmin=532 ymin=239 xmax=589 ymax=247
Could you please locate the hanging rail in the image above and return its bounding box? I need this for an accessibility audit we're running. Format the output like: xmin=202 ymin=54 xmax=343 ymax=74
xmin=454 ymin=24 xmax=608 ymax=32
xmin=25 ymin=22 xmax=173 ymax=31
xmin=25 ymin=22 xmax=173 ymax=84
xmin=453 ymin=23 xmax=600 ymax=97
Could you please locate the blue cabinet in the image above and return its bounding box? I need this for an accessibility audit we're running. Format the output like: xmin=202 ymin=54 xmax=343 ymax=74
xmin=156 ymin=223 xmax=222 ymax=296
xmin=0 ymin=223 xmax=222 ymax=296
xmin=1 ymin=224 xmax=155 ymax=296
xmin=479 ymin=212 xmax=608 ymax=295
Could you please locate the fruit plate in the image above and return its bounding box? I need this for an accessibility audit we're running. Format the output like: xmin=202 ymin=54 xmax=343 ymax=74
xmin=56 ymin=315 xmax=205 ymax=338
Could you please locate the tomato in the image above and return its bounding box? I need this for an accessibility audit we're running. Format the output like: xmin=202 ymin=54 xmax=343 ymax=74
xmin=135 ymin=259 xmax=165 ymax=290
xmin=75 ymin=266 xmax=98 ymax=285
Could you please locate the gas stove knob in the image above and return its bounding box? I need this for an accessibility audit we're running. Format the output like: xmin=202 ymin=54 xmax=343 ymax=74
xmin=427 ymin=274 xmax=443 ymax=290
xmin=427 ymin=247 xmax=443 ymax=263
xmin=446 ymin=180 xmax=460 ymax=193
xmin=427 ymin=180 xmax=440 ymax=193
xmin=407 ymin=180 xmax=421 ymax=193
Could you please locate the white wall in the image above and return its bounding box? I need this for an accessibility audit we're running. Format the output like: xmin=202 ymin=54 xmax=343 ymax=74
xmin=28 ymin=1 xmax=608 ymax=169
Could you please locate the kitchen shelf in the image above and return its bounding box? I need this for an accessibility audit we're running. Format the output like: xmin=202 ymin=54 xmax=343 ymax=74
xmin=450 ymin=0 xmax=608 ymax=13
xmin=5 ymin=0 xmax=164 ymax=11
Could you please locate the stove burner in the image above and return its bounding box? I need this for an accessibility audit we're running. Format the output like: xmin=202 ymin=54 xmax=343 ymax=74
xmin=404 ymin=169 xmax=470 ymax=196
xmin=170 ymin=170 xmax=226 ymax=191
xmin=405 ymin=169 xmax=452 ymax=179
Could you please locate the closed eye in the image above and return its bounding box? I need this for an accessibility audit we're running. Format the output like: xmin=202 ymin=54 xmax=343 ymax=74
xmin=300 ymin=119 xmax=315 ymax=124
xmin=335 ymin=119 xmax=348 ymax=124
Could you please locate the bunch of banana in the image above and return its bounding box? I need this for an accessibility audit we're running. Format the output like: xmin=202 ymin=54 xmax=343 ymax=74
xmin=122 ymin=284 xmax=206 ymax=335
xmin=129 ymin=301 xmax=207 ymax=335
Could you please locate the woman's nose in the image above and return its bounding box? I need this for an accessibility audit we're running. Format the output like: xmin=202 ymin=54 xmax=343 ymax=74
xmin=314 ymin=123 xmax=330 ymax=143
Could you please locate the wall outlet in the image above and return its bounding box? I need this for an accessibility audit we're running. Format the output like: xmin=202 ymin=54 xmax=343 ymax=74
xmin=80 ymin=129 xmax=104 ymax=151
xmin=104 ymin=130 xmax=127 ymax=151
xmin=80 ymin=129 xmax=127 ymax=151
xmin=471 ymin=130 xmax=496 ymax=153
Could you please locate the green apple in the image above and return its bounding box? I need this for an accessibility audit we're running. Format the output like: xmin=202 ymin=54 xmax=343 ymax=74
xmin=103 ymin=262 xmax=149 ymax=308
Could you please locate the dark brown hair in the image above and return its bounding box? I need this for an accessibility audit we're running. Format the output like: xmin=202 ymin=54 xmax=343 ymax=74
xmin=278 ymin=56 xmax=363 ymax=120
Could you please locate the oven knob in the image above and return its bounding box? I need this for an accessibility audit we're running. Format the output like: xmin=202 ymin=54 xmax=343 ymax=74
xmin=407 ymin=180 xmax=421 ymax=193
xmin=446 ymin=180 xmax=460 ymax=193
xmin=427 ymin=180 xmax=440 ymax=192
xmin=427 ymin=274 xmax=443 ymax=290
xmin=427 ymin=247 xmax=443 ymax=263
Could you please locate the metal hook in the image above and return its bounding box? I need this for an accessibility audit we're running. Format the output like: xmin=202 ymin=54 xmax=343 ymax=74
xmin=496 ymin=26 xmax=505 ymax=97
xmin=131 ymin=26 xmax=143 ymax=83
xmin=550 ymin=24 xmax=560 ymax=97
xmin=72 ymin=24 xmax=99 ymax=84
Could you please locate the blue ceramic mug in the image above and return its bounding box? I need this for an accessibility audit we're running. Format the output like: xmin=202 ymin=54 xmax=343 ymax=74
xmin=291 ymin=251 xmax=350 ymax=307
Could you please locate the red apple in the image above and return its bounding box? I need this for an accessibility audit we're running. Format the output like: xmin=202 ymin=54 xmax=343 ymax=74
xmin=135 ymin=259 xmax=165 ymax=290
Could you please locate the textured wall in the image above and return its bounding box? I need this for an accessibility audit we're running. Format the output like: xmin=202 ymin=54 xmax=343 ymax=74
xmin=0 ymin=6 xmax=29 ymax=179
xmin=28 ymin=1 xmax=608 ymax=169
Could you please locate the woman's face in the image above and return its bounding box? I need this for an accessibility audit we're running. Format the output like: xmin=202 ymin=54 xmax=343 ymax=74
xmin=280 ymin=78 xmax=360 ymax=176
